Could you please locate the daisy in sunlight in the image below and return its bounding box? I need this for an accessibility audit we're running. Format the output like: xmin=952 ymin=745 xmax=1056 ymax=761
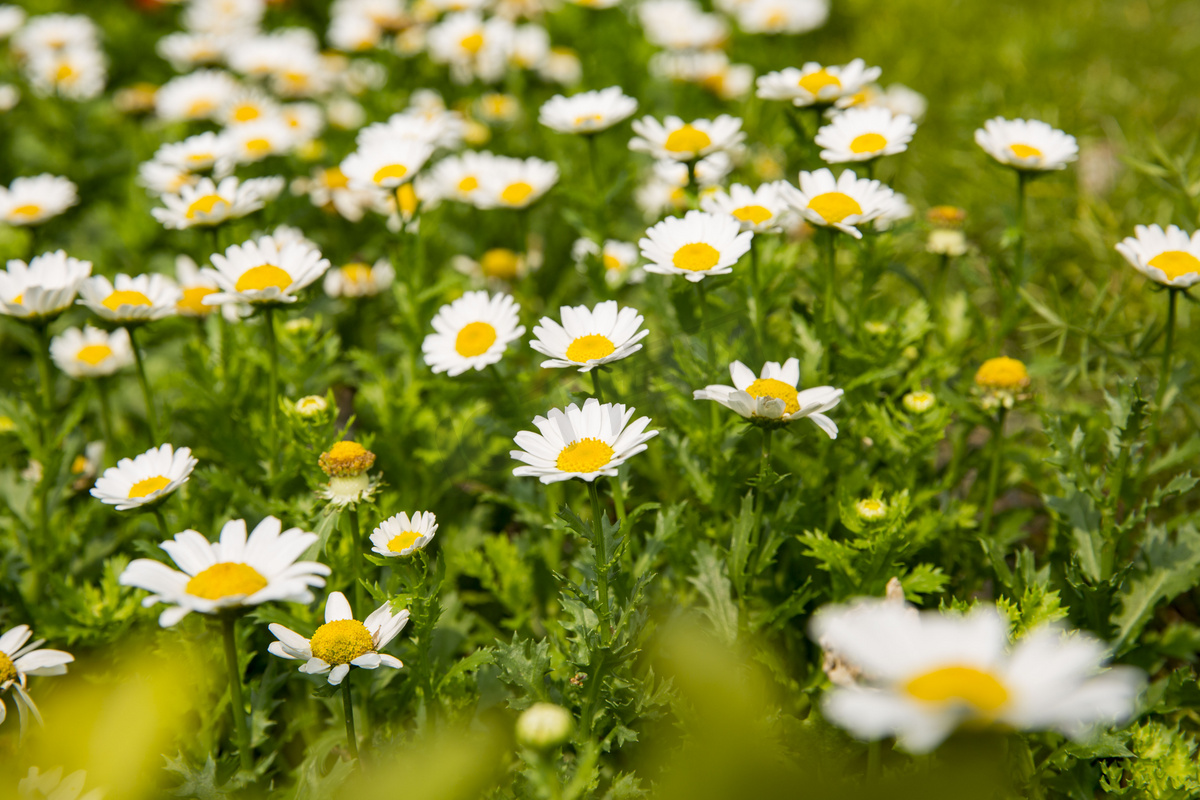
xmin=1115 ymin=224 xmax=1200 ymax=289
xmin=370 ymin=511 xmax=439 ymax=557
xmin=269 ymin=591 xmax=408 ymax=685
xmin=640 ymin=210 xmax=753 ymax=281
xmin=530 ymin=300 xmax=648 ymax=372
xmin=206 ymin=233 xmax=330 ymax=307
xmin=0 ymin=623 xmax=73 ymax=730
xmin=975 ymin=117 xmax=1078 ymax=172
xmin=50 ymin=325 xmax=134 ymax=379
xmin=629 ymin=114 xmax=745 ymax=161
xmin=78 ymin=273 xmax=180 ymax=323
xmin=816 ymin=106 xmax=917 ymax=164
xmin=91 ymin=443 xmax=197 ymax=511
xmin=152 ymin=175 xmax=284 ymax=229
xmin=0 ymin=174 xmax=77 ymax=226
xmin=511 ymin=398 xmax=658 ymax=483
xmin=694 ymin=358 xmax=843 ymax=435
xmin=700 ymin=182 xmax=791 ymax=232
xmin=422 ymin=290 xmax=525 ymax=375
xmin=755 ymin=59 xmax=881 ymax=107
xmin=781 ymin=168 xmax=899 ymax=239
xmin=0 ymin=250 xmax=92 ymax=322
xmin=539 ymin=86 xmax=638 ymax=134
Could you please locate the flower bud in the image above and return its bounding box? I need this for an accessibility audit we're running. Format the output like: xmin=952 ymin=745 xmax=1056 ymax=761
xmin=516 ymin=702 xmax=573 ymax=750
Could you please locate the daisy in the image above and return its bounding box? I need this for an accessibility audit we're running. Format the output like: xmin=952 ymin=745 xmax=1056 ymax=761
xmin=269 ymin=592 xmax=407 ymax=686
xmin=220 ymin=87 xmax=280 ymax=126
xmin=206 ymin=234 xmax=330 ymax=307
xmin=294 ymin=166 xmax=388 ymax=223
xmin=174 ymin=255 xmax=221 ymax=316
xmin=50 ymin=325 xmax=134 ymax=379
xmin=694 ymin=358 xmax=843 ymax=435
xmin=652 ymin=152 xmax=734 ymax=189
xmin=341 ymin=139 xmax=434 ymax=190
xmin=370 ymin=511 xmax=438 ymax=557
xmin=13 ymin=13 xmax=98 ymax=53
xmin=154 ymin=69 xmax=239 ymax=122
xmin=0 ymin=624 xmax=73 ymax=729
xmin=734 ymin=0 xmax=828 ymax=34
xmin=700 ymin=182 xmax=791 ymax=232
xmin=539 ymin=87 xmax=638 ymax=134
xmin=119 ymin=516 xmax=330 ymax=627
xmin=811 ymin=600 xmax=1142 ymax=753
xmin=975 ymin=118 xmax=1078 ymax=172
xmin=137 ymin=161 xmax=197 ymax=197
xmin=816 ymin=107 xmax=917 ymax=163
xmin=226 ymin=117 xmax=297 ymax=164
xmin=78 ymin=273 xmax=181 ymax=323
xmin=629 ymin=115 xmax=745 ymax=161
xmin=281 ymin=102 xmax=325 ymax=145
xmin=91 ymin=444 xmax=197 ymax=511
xmin=152 ymin=132 xmax=235 ymax=177
xmin=421 ymin=151 xmax=496 ymax=205
xmin=572 ymin=238 xmax=644 ymax=286
xmin=781 ymin=168 xmax=899 ymax=239
xmin=0 ymin=250 xmax=92 ymax=321
xmin=317 ymin=440 xmax=381 ymax=508
xmin=531 ymin=301 xmax=648 ymax=372
xmin=25 ymin=46 xmax=106 ymax=101
xmin=639 ymin=210 xmax=753 ymax=282
xmin=511 ymin=398 xmax=658 ymax=483
xmin=422 ymin=290 xmax=525 ymax=376
xmin=151 ymin=176 xmax=283 ymax=229
xmin=639 ymin=0 xmax=727 ymax=50
xmin=156 ymin=30 xmax=227 ymax=70
xmin=0 ymin=174 xmax=78 ymax=226
xmin=755 ymin=59 xmax=881 ymax=107
xmin=1115 ymin=224 xmax=1200 ymax=289
xmin=324 ymin=259 xmax=395 ymax=298
xmin=452 ymin=248 xmax=537 ymax=285
xmin=473 ymin=156 xmax=559 ymax=210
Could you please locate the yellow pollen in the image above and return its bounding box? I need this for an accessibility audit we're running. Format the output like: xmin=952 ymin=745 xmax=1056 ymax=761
xmin=1009 ymin=143 xmax=1042 ymax=159
xmin=11 ymin=294 xmax=22 ymax=304
xmin=71 ymin=455 xmax=89 ymax=474
xmin=1148 ymin=250 xmax=1200 ymax=281
xmin=501 ymin=182 xmax=535 ymax=206
xmin=733 ymin=205 xmax=772 ymax=224
xmin=128 ymin=475 xmax=171 ymax=498
xmin=232 ymin=104 xmax=260 ymax=122
xmin=55 ymin=62 xmax=78 ymax=82
xmin=460 ymin=32 xmax=484 ymax=53
xmin=455 ymin=321 xmax=497 ymax=357
xmin=373 ymin=163 xmax=408 ymax=184
xmin=975 ymin=356 xmax=1029 ymax=390
xmin=342 ymin=263 xmax=372 ymax=285
xmin=388 ymin=530 xmax=423 ymax=553
xmin=103 ymin=290 xmax=152 ymax=311
xmin=574 ymin=113 xmax=604 ymax=127
xmin=672 ymin=242 xmax=720 ymax=272
xmin=319 ymin=440 xmax=376 ymax=477
xmin=458 ymin=175 xmax=479 ymax=193
xmin=309 ymin=619 xmax=375 ymax=665
xmin=185 ymin=562 xmax=268 ymax=601
xmin=565 ymin=334 xmax=616 ymax=363
xmin=235 ymin=264 xmax=292 ymax=293
xmin=187 ymin=152 xmax=214 ymax=165
xmin=324 ymin=167 xmax=350 ymax=188
xmin=185 ymin=194 xmax=227 ymax=219
xmin=663 ymin=124 xmax=712 ymax=154
xmin=798 ymin=68 xmax=840 ymax=96
xmin=808 ymin=192 xmax=863 ymax=224
xmin=244 ymin=137 xmax=272 ymax=155
xmin=904 ymin=665 xmax=1009 ymax=713
xmin=556 ymin=437 xmax=615 ymax=473
xmin=850 ymin=133 xmax=888 ymax=154
xmin=603 ymin=254 xmax=621 ymax=271
xmin=397 ymin=183 xmax=419 ymax=216
xmin=745 ymin=377 xmax=800 ymax=415
xmin=178 ymin=286 xmax=217 ymax=315
xmin=186 ymin=98 xmax=216 ymax=118
xmin=10 ymin=204 xmax=42 ymax=219
xmin=0 ymin=651 xmax=14 ymax=685
xmin=480 ymin=249 xmax=520 ymax=279
xmin=76 ymin=344 xmax=114 ymax=366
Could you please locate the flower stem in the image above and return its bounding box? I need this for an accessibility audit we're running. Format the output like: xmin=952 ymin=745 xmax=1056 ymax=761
xmin=128 ymin=326 xmax=159 ymax=445
xmin=263 ymin=308 xmax=279 ymax=466
xmin=696 ymin=280 xmax=714 ymax=366
xmin=96 ymin=379 xmax=115 ymax=463
xmin=1013 ymin=170 xmax=1028 ymax=287
xmin=822 ymin=230 xmax=837 ymax=376
xmin=590 ymin=367 xmax=606 ymax=404
xmin=220 ymin=614 xmax=253 ymax=772
xmin=1155 ymin=287 xmax=1179 ymax=412
xmin=152 ymin=506 xmax=170 ymax=539
xmin=347 ymin=505 xmax=364 ymax=614
xmin=342 ymin=679 xmax=360 ymax=760
xmin=753 ymin=427 xmax=774 ymax=555
xmin=587 ymin=480 xmax=611 ymax=646
xmin=979 ymin=408 xmax=1008 ymax=540
xmin=32 ymin=324 xmax=55 ymax=441
xmin=750 ymin=242 xmax=764 ymax=358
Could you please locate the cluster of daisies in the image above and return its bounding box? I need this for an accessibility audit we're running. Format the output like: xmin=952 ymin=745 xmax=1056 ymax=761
xmin=0 ymin=8 xmax=107 ymax=103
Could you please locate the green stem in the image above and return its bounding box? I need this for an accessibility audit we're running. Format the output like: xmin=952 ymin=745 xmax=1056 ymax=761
xmin=1155 ymin=288 xmax=1179 ymax=412
xmin=867 ymin=740 xmax=882 ymax=779
xmin=128 ymin=326 xmax=159 ymax=445
xmin=585 ymin=133 xmax=604 ymax=234
xmin=263 ymin=308 xmax=279 ymax=465
xmin=220 ymin=614 xmax=252 ymax=771
xmin=750 ymin=242 xmax=764 ymax=357
xmin=696 ymin=280 xmax=714 ymax=366
xmin=822 ymin=230 xmax=837 ymax=377
xmin=753 ymin=427 xmax=774 ymax=546
xmin=587 ymin=480 xmax=611 ymax=646
xmin=864 ymin=159 xmax=876 ymax=182
xmin=979 ymin=408 xmax=1008 ymax=540
xmin=590 ymin=367 xmax=606 ymax=404
xmin=1013 ymin=170 xmax=1028 ymax=287
xmin=152 ymin=506 xmax=170 ymax=539
xmin=342 ymin=679 xmax=360 ymax=759
xmin=96 ymin=379 xmax=115 ymax=465
xmin=348 ymin=506 xmax=364 ymax=614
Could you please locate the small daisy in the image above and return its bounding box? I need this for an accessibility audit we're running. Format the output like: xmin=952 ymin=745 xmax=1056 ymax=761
xmin=341 ymin=139 xmax=434 ymax=190
xmin=0 ymin=624 xmax=73 ymax=729
xmin=421 ymin=151 xmax=495 ymax=205
xmin=700 ymin=182 xmax=791 ymax=232
xmin=138 ymin=161 xmax=197 ymax=197
xmin=755 ymin=59 xmax=882 ymax=107
xmin=511 ymin=398 xmax=658 ymax=483
xmin=0 ymin=174 xmax=78 ymax=226
xmin=226 ymin=117 xmax=297 ymax=165
xmin=317 ymin=440 xmax=381 ymax=508
xmin=629 ymin=114 xmax=745 ymax=161
xmin=91 ymin=444 xmax=197 ymax=511
xmin=151 ymin=176 xmax=283 ymax=229
xmin=975 ymin=117 xmax=1078 ymax=172
xmin=572 ymin=239 xmax=644 ymax=286
xmin=294 ymin=166 xmax=388 ymax=223
xmin=816 ymin=107 xmax=917 ymax=163
xmin=324 ymin=259 xmax=395 ymax=298
xmin=538 ymin=87 xmax=638 ymax=134
xmin=25 ymin=46 xmax=106 ymax=101
xmin=154 ymin=69 xmax=239 ymax=122
xmin=781 ymin=168 xmax=899 ymax=239
xmin=174 ymin=255 xmax=221 ymax=317
xmin=694 ymin=358 xmax=843 ymax=435
xmin=452 ymin=248 xmax=537 ymax=286
xmin=531 ymin=301 xmax=648 ymax=372
xmin=119 ymin=516 xmax=330 ymax=628
xmin=1115 ymin=224 xmax=1200 ymax=289
xmin=639 ymin=210 xmax=754 ymax=282
xmin=473 ymin=156 xmax=559 ymax=210
xmin=78 ymin=273 xmax=180 ymax=323
xmin=268 ymin=591 xmax=407 ymax=685
xmin=370 ymin=511 xmax=438 ymax=557
xmin=0 ymin=250 xmax=92 ymax=321
xmin=206 ymin=234 xmax=330 ymax=307
xmin=734 ymin=0 xmax=827 ymax=34
xmin=220 ymin=87 xmax=280 ymax=126
xmin=50 ymin=326 xmax=134 ymax=379
xmin=152 ymin=132 xmax=235 ymax=177
xmin=422 ymin=290 xmax=525 ymax=376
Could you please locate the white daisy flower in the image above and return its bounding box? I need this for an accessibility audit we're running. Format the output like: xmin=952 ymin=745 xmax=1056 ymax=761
xmin=639 ymin=0 xmax=727 ymax=50
xmin=422 ymin=290 xmax=525 ymax=376
xmin=151 ymin=176 xmax=283 ymax=230
xmin=694 ymin=358 xmax=843 ymax=436
xmin=206 ymin=234 xmax=330 ymax=307
xmin=810 ymin=600 xmax=1142 ymax=753
xmin=293 ymin=165 xmax=388 ymax=223
xmin=0 ymin=250 xmax=92 ymax=321
xmin=152 ymin=132 xmax=235 ymax=177
xmin=452 ymin=247 xmax=537 ymax=286
xmin=734 ymin=0 xmax=828 ymax=34
xmin=357 ymin=106 xmax=465 ymax=152
xmin=539 ymin=46 xmax=582 ymax=86
xmin=873 ymin=192 xmax=913 ymax=231
xmin=13 ymin=13 xmax=98 ymax=54
xmin=137 ymin=161 xmax=197 ymax=197
xmin=572 ymin=238 xmax=645 ymax=286
xmin=420 ymin=151 xmax=496 ymax=205
xmin=629 ymin=114 xmax=745 ymax=161
xmin=426 ymin=12 xmax=514 ymax=83
xmin=639 ymin=209 xmax=753 ymax=282
xmin=50 ymin=325 xmax=134 ymax=379
xmin=700 ymin=182 xmax=791 ymax=232
xmin=975 ymin=117 xmax=1078 ymax=172
xmin=183 ymin=0 xmax=265 ymax=34
xmin=1115 ymin=224 xmax=1200 ymax=289
xmin=369 ymin=511 xmax=438 ymax=557
xmin=91 ymin=444 xmax=197 ymax=511
xmin=816 ymin=107 xmax=917 ymax=163
xmin=227 ymin=117 xmax=297 ymax=164
xmin=78 ymin=273 xmax=180 ymax=323
xmin=341 ymin=139 xmax=434 ymax=190
xmin=511 ymin=398 xmax=658 ymax=483
xmin=780 ymin=167 xmax=899 ymax=239
xmin=156 ymin=30 xmax=227 ymax=70
xmin=324 ymin=259 xmax=395 ymax=298
xmin=220 ymin=87 xmax=280 ymax=126
xmin=119 ymin=516 xmax=330 ymax=628
xmin=0 ymin=174 xmax=78 ymax=226
xmin=268 ymin=591 xmax=407 ymax=685
xmin=473 ymin=156 xmax=559 ymax=209
xmin=281 ymin=102 xmax=325 ymax=144
xmin=755 ymin=59 xmax=882 ymax=107
xmin=531 ymin=301 xmax=648 ymax=372
xmin=25 ymin=46 xmax=106 ymax=101
xmin=0 ymin=624 xmax=73 ymax=730
xmin=154 ymin=69 xmax=240 ymax=122
xmin=174 ymin=255 xmax=222 ymax=317
xmin=539 ymin=87 xmax=638 ymax=134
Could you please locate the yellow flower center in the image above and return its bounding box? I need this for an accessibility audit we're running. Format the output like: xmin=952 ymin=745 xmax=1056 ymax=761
xmin=672 ymin=242 xmax=720 ymax=272
xmin=663 ymin=124 xmax=712 ymax=154
xmin=0 ymin=651 xmax=15 ymax=685
xmin=798 ymin=68 xmax=840 ymax=96
xmin=373 ymin=163 xmax=408 ymax=184
xmin=1147 ymin=250 xmax=1200 ymax=281
xmin=342 ymin=263 xmax=372 ymax=285
xmin=565 ymin=334 xmax=616 ymax=363
xmin=71 ymin=455 xmax=90 ymax=474
xmin=11 ymin=294 xmax=22 ymax=304
xmin=309 ymin=619 xmax=375 ymax=665
xmin=397 ymin=183 xmax=419 ymax=216
xmin=480 ymin=249 xmax=520 ymax=279
xmin=76 ymin=344 xmax=114 ymax=366
xmin=603 ymin=253 xmax=621 ymax=271
xmin=975 ymin=356 xmax=1029 ymax=390
xmin=319 ymin=441 xmax=376 ymax=477
xmin=55 ymin=62 xmax=78 ymax=83
xmin=244 ymin=137 xmax=272 ymax=156
xmin=501 ymin=181 xmax=535 ymax=205
xmin=128 ymin=475 xmax=171 ymax=498
xmin=186 ymin=98 xmax=216 ymax=118
xmin=324 ymin=167 xmax=349 ymax=188
xmin=388 ymin=530 xmax=423 ymax=553
xmin=10 ymin=203 xmax=42 ymax=219
xmin=103 ymin=290 xmax=152 ymax=311
xmin=187 ymin=152 xmax=215 ymax=165
xmin=574 ymin=113 xmax=604 ymax=127
xmin=178 ymin=286 xmax=217 ymax=315
xmin=745 ymin=377 xmax=799 ymax=415
xmin=232 ymin=104 xmax=260 ymax=122
xmin=185 ymin=562 xmax=269 ymax=601
xmin=904 ymin=665 xmax=1009 ymax=714
xmin=235 ymin=264 xmax=292 ymax=293
xmin=460 ymin=32 xmax=484 ymax=53
xmin=733 ymin=205 xmax=772 ymax=225
xmin=807 ymin=192 xmax=863 ymax=224
xmin=455 ymin=321 xmax=498 ymax=357
xmin=855 ymin=498 xmax=887 ymax=520
xmin=850 ymin=133 xmax=888 ymax=154
xmin=556 ymin=438 xmax=615 ymax=473
xmin=458 ymin=175 xmax=479 ymax=193
xmin=185 ymin=194 xmax=227 ymax=219
xmin=1009 ymin=143 xmax=1042 ymax=159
